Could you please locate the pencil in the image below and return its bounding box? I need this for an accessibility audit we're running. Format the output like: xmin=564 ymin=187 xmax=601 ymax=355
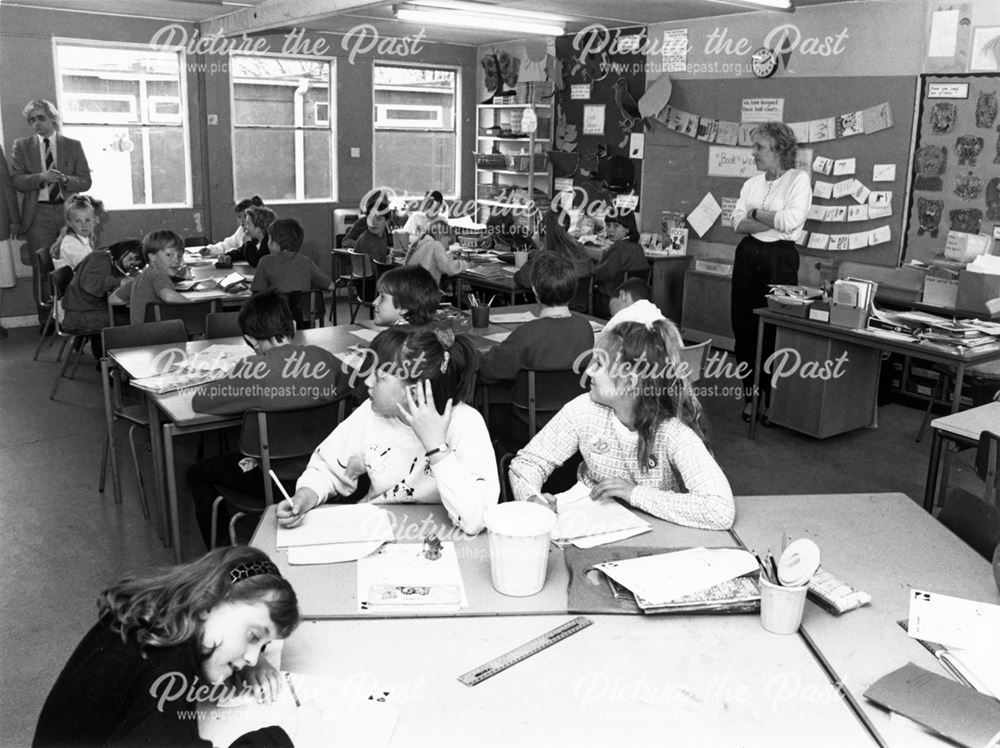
xmin=283 ymin=672 xmax=301 ymax=708
xmin=507 ymin=467 xmax=554 ymax=508
xmin=268 ymin=469 xmax=295 ymax=515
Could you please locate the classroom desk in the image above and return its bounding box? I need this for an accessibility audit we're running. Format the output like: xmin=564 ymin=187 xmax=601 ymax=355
xmin=734 ymin=492 xmax=998 ymax=747
xmin=108 ymin=325 xmax=368 ymax=561
xmin=245 ymin=492 xmax=990 ymax=745
xmin=454 ymin=260 xmax=530 ymax=308
xmin=749 ymin=308 xmax=1000 ymax=439
xmin=923 ymin=401 xmax=1000 ymax=511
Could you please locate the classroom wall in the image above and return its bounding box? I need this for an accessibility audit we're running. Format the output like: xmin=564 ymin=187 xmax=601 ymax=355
xmin=640 ymin=0 xmax=1000 ymax=279
xmin=0 ymin=6 xmax=477 ymax=319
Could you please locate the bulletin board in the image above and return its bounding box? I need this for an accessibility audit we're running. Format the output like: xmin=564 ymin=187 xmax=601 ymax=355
xmin=639 ymin=76 xmax=917 ymax=267
xmin=904 ymin=74 xmax=1000 ymax=263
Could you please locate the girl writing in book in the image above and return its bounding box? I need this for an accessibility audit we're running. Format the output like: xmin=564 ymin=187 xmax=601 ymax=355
xmin=277 ymin=327 xmax=499 ymax=535
xmin=34 ymin=547 xmax=302 ymax=748
xmin=509 ymin=315 xmax=735 ymax=530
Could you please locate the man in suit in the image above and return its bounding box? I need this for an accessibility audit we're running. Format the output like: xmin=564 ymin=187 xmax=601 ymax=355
xmin=11 ymin=99 xmax=92 ymax=325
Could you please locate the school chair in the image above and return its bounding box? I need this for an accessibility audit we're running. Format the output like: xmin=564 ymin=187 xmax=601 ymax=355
xmin=570 ymin=273 xmax=594 ymax=315
xmin=937 ymin=488 xmax=1000 ymax=559
xmin=286 ymin=289 xmax=326 ymax=330
xmin=975 ymin=430 xmax=1000 ymax=505
xmin=210 ymin=398 xmax=348 ymax=547
xmin=205 ymin=311 xmax=242 ymax=339
xmin=32 ymin=246 xmax=58 ymax=360
xmin=489 ymin=367 xmax=586 ymax=455
xmin=679 ymin=339 xmax=713 ymax=385
xmin=329 ymin=249 xmax=373 ymax=326
xmin=47 ymin=267 xmax=105 ymax=400
xmin=146 ymin=299 xmax=215 ymax=339
xmin=99 ymin=319 xmax=188 ymax=520
xmin=332 ymin=209 xmax=361 ymax=249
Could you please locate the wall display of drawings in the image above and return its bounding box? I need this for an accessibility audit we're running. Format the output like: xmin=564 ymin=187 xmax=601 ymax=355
xmin=904 ymin=74 xmax=1000 ymax=264
xmin=640 ymin=76 xmax=915 ymax=267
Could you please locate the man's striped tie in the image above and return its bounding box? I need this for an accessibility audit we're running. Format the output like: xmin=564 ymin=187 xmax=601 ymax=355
xmin=42 ymin=137 xmax=59 ymax=202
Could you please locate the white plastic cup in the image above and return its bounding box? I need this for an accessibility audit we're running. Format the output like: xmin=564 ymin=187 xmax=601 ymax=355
xmin=484 ymin=502 xmax=557 ymax=597
xmin=759 ymin=575 xmax=809 ymax=634
xmin=513 ymin=251 xmax=529 ymax=269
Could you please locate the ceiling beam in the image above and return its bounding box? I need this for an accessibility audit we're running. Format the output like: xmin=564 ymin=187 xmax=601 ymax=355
xmin=200 ymin=0 xmax=391 ymax=37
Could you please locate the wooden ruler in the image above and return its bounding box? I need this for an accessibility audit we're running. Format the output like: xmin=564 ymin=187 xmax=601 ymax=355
xmin=457 ymin=616 xmax=594 ymax=687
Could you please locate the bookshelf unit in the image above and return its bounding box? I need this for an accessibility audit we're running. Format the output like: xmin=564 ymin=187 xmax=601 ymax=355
xmin=475 ymin=103 xmax=552 ymax=232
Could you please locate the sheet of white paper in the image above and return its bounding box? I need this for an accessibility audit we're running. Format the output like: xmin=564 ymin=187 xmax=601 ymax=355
xmin=596 ymin=548 xmax=759 ymax=605
xmin=570 ymin=525 xmax=652 ymax=549
xmin=276 ymin=505 xmax=395 ymax=549
xmin=350 ymin=328 xmax=380 ymax=342
xmin=483 ymin=331 xmax=511 ymax=343
xmin=552 ymin=483 xmax=650 ymax=542
xmin=833 ymin=158 xmax=856 ymax=176
xmin=356 ymin=542 xmax=468 ymax=613
xmin=687 ymin=193 xmax=722 ymax=238
xmin=873 ymin=164 xmax=896 ymax=182
xmin=813 ymin=181 xmax=834 ymax=199
xmin=928 ymin=9 xmax=959 ymax=57
xmin=490 ymin=312 xmax=538 ymax=323
xmin=201 ymin=672 xmax=398 ymax=748
xmin=448 ymin=215 xmax=487 ymax=231
xmin=286 ymin=540 xmax=387 ymax=565
xmin=908 ymin=589 xmax=1000 ymax=651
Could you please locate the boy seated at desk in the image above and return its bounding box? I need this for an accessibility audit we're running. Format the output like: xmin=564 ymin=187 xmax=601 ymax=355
xmin=225 ymin=205 xmax=276 ymax=268
xmin=251 ymin=217 xmax=334 ymax=327
xmin=403 ymin=217 xmax=468 ymax=286
xmin=481 ymin=252 xmax=596 ymax=451
xmin=127 ymin=230 xmax=192 ymax=325
xmin=343 ymin=191 xmax=392 ymax=263
xmin=605 ymin=277 xmax=661 ymax=329
xmin=593 ymin=211 xmax=648 ymax=318
xmin=186 ymin=290 xmax=342 ymax=548
xmin=401 ymin=189 xmax=444 ymax=238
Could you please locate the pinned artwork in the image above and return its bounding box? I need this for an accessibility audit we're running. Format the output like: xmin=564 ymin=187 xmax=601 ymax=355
xmin=953 ymin=171 xmax=983 ymax=201
xmin=737 ymin=123 xmax=756 ymax=146
xmin=809 ymin=118 xmax=835 ymax=142
xmin=976 ymin=91 xmax=998 ymax=128
xmin=832 ymin=179 xmax=856 ymax=199
xmin=807 ymin=233 xmax=830 ymax=249
xmin=715 ymin=121 xmax=739 ymax=146
xmin=813 ymin=156 xmax=834 ymax=175
xmin=813 ymin=180 xmax=834 ymax=199
xmin=955 ymin=135 xmax=984 ymax=166
xmin=949 ymin=207 xmax=983 ymax=234
xmin=987 ymin=177 xmax=1000 ymax=221
xmin=872 ymin=164 xmax=896 ymax=182
xmin=916 ymin=197 xmax=944 ymax=238
xmin=828 ymin=234 xmax=851 ymax=251
xmin=832 ymin=158 xmax=856 ymax=176
xmin=930 ymin=102 xmax=957 ymax=134
xmin=836 ymin=111 xmax=864 ymax=138
xmin=914 ymin=145 xmax=947 ymax=191
xmin=868 ymin=226 xmax=892 ymax=245
xmin=848 ymin=205 xmax=870 ymax=222
xmin=826 ymin=206 xmax=848 ymax=222
xmin=861 ymin=103 xmax=894 ymax=133
xmin=807 ymin=205 xmax=827 ymax=221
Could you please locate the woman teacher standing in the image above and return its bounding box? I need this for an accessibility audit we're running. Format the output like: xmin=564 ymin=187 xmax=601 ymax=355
xmin=730 ymin=122 xmax=811 ymax=423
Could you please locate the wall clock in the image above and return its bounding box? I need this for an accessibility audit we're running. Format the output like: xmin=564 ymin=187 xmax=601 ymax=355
xmin=751 ymin=47 xmax=778 ymax=78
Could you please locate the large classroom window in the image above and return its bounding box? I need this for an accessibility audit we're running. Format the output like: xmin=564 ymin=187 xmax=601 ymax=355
xmin=373 ymin=63 xmax=458 ymax=197
xmin=54 ymin=41 xmax=191 ymax=209
xmin=230 ymin=55 xmax=335 ymax=202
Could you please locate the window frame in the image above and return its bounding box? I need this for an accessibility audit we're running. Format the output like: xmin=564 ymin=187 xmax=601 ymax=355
xmin=371 ymin=60 xmax=462 ymax=200
xmin=228 ymin=52 xmax=337 ymax=205
xmin=52 ymin=37 xmax=193 ymax=211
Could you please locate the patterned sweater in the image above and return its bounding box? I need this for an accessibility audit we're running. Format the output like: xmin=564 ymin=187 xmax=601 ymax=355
xmin=296 ymin=400 xmax=499 ymax=534
xmin=510 ymin=394 xmax=735 ymax=529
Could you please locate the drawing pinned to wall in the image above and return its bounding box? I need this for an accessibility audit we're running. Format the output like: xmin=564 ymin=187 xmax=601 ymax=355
xmin=975 ymin=90 xmax=997 ymax=128
xmin=970 ymin=27 xmax=1000 ymax=71
xmin=612 ymin=78 xmax=652 ymax=148
xmin=925 ymin=2 xmax=972 ymax=73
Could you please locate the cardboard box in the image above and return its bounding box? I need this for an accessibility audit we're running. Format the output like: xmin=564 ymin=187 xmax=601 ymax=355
xmin=922 ymin=275 xmax=959 ymax=308
xmin=829 ymin=303 xmax=869 ymax=329
xmin=956 ymin=270 xmax=1000 ymax=314
xmin=766 ymin=295 xmax=813 ymax=318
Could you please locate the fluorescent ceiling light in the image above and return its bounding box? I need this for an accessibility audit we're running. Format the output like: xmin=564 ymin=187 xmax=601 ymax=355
xmin=394 ymin=1 xmax=567 ymax=36
xmin=703 ymin=0 xmax=793 ymax=10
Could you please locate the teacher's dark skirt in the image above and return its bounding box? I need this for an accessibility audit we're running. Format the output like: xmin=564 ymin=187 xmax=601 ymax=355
xmin=730 ymin=235 xmax=799 ymax=403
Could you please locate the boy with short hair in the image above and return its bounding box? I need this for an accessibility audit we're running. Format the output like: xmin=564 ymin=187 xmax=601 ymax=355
xmin=605 ymin=277 xmax=665 ymax=331
xmin=252 ymin=218 xmax=333 ymax=326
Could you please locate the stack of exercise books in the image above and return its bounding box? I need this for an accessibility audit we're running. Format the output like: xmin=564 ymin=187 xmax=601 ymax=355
xmin=128 ymin=344 xmax=248 ymax=394
xmin=565 ymin=546 xmax=760 ymax=615
xmin=868 ymin=307 xmax=1000 ymax=351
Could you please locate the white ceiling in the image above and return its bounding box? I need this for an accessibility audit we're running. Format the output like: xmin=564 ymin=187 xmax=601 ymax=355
xmin=3 ymin=0 xmax=862 ymax=46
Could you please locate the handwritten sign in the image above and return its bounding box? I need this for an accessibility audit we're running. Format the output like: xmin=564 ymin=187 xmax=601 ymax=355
xmin=708 ymin=146 xmax=811 ymax=178
xmin=741 ymin=98 xmax=784 ymax=123
xmin=583 ymin=104 xmax=605 ymax=135
xmin=570 ymin=84 xmax=591 ymax=100
xmin=927 ymin=83 xmax=969 ymax=99
xmin=661 ymin=28 xmax=689 ymax=73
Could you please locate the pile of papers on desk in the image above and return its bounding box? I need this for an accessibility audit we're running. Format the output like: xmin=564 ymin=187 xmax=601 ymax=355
xmin=868 ymin=307 xmax=1000 ymax=350
xmin=593 ymin=547 xmax=761 ymax=614
xmin=357 ymin=541 xmax=468 ymax=613
xmin=129 ymin=344 xmax=248 ymax=394
xmin=276 ymin=504 xmax=395 ymax=565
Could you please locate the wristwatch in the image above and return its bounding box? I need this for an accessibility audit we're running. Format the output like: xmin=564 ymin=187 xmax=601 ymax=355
xmin=425 ymin=443 xmax=450 ymax=458
xmin=751 ymin=208 xmax=759 ymax=221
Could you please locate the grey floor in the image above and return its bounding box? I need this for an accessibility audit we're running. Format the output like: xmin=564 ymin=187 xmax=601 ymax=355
xmin=0 ymin=312 xmax=982 ymax=747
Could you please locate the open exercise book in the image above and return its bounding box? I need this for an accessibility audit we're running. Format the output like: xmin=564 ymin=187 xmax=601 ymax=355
xmin=275 ymin=505 xmax=395 ymax=565
xmin=582 ymin=547 xmax=760 ymax=614
xmin=128 ymin=344 xmax=248 ymax=395
xmin=551 ymin=482 xmax=651 ymax=548
xmin=200 ymin=671 xmax=398 ymax=748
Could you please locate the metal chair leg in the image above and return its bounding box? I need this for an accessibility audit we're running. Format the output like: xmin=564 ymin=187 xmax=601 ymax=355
xmin=210 ymin=495 xmax=224 ymax=550
xmin=128 ymin=424 xmax=150 ymax=518
xmin=99 ymin=432 xmax=109 ymax=493
xmin=49 ymin=339 xmax=77 ymax=399
xmin=55 ymin=336 xmax=70 ymax=363
xmin=229 ymin=511 xmax=247 ymax=546
xmin=69 ymin=336 xmax=87 ymax=379
xmin=33 ymin=310 xmax=56 ymax=361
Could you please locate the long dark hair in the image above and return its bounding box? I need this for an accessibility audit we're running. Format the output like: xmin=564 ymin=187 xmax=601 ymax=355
xmin=98 ymin=547 xmax=299 ymax=651
xmin=600 ymin=320 xmax=707 ymax=470
xmin=369 ymin=327 xmax=478 ymax=410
